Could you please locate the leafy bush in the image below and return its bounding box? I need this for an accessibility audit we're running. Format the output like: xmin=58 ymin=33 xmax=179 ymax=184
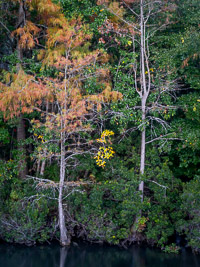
xmin=163 ymin=243 xmax=180 ymax=254
xmin=68 ymin=174 xmax=141 ymax=245
xmin=0 ymin=178 xmax=56 ymax=245
xmin=177 ymin=176 xmax=200 ymax=252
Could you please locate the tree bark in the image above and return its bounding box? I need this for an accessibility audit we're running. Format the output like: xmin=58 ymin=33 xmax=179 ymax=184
xmin=58 ymin=133 xmax=70 ymax=246
xmin=139 ymin=99 xmax=146 ymax=201
xmin=16 ymin=0 xmax=27 ymax=179
xmin=138 ymin=0 xmax=146 ymax=201
xmin=17 ymin=114 xmax=28 ymax=178
xmin=40 ymin=159 xmax=46 ymax=176
xmin=36 ymin=159 xmax=41 ymax=175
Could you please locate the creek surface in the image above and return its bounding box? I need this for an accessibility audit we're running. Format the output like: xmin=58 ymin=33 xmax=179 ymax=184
xmin=0 ymin=242 xmax=200 ymax=267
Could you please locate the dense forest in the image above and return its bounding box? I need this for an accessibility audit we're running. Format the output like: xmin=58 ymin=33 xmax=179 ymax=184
xmin=0 ymin=0 xmax=199 ymax=253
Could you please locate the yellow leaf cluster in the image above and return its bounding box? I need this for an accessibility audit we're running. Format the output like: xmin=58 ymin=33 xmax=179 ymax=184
xmin=94 ymin=130 xmax=115 ymax=168
xmin=94 ymin=146 xmax=115 ymax=168
xmin=96 ymin=130 xmax=114 ymax=143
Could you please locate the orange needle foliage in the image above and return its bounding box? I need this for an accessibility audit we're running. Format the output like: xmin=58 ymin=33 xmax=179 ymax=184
xmin=0 ymin=70 xmax=49 ymax=119
xmin=0 ymin=0 xmax=122 ymax=123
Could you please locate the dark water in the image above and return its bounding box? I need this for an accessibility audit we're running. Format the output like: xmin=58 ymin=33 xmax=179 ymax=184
xmin=0 ymin=242 xmax=200 ymax=267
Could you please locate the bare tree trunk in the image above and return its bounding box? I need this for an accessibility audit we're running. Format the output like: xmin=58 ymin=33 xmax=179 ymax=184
xmin=139 ymin=100 xmax=146 ymax=200
xmin=58 ymin=132 xmax=70 ymax=246
xmin=138 ymin=0 xmax=147 ymax=201
xmin=40 ymin=159 xmax=46 ymax=176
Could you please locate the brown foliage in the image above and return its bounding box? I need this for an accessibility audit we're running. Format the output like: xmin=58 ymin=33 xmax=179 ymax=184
xmin=12 ymin=21 xmax=40 ymax=49
xmin=0 ymin=70 xmax=49 ymax=119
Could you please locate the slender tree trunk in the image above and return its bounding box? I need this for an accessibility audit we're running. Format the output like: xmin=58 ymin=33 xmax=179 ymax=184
xmin=58 ymin=132 xmax=70 ymax=246
xmin=36 ymin=159 xmax=41 ymax=175
xmin=138 ymin=0 xmax=146 ymax=201
xmin=139 ymin=99 xmax=146 ymax=201
xmin=17 ymin=113 xmax=28 ymax=178
xmin=39 ymin=103 xmax=49 ymax=176
xmin=16 ymin=0 xmax=27 ymax=179
xmin=40 ymin=158 xmax=46 ymax=176
xmin=16 ymin=0 xmax=24 ymax=72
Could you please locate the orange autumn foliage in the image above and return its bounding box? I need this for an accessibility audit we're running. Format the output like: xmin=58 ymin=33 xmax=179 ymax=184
xmin=0 ymin=0 xmax=122 ymax=126
xmin=12 ymin=21 xmax=40 ymax=49
xmin=0 ymin=70 xmax=49 ymax=119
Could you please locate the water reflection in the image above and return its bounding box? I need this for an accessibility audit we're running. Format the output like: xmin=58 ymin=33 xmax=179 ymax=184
xmin=0 ymin=242 xmax=200 ymax=267
xmin=60 ymin=247 xmax=68 ymax=267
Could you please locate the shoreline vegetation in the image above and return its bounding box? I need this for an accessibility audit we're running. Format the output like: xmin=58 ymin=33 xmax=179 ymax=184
xmin=0 ymin=0 xmax=200 ymax=254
